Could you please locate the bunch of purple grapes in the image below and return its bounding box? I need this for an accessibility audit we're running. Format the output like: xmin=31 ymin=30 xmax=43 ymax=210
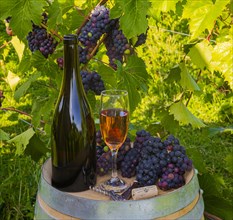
xmin=118 ymin=132 xmax=193 ymax=190
xmin=103 ymin=20 xmax=133 ymax=69
xmin=78 ymin=5 xmax=114 ymax=64
xmin=95 ymin=130 xmax=131 ymax=176
xmin=80 ymin=70 xmax=105 ymax=95
xmin=26 ymin=13 xmax=57 ymax=58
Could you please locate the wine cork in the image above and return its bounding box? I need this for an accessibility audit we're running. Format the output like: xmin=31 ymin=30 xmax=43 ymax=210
xmin=132 ymin=185 xmax=158 ymax=200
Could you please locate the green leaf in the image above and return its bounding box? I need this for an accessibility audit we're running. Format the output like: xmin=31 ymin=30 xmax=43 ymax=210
xmin=31 ymin=93 xmax=56 ymax=128
xmin=160 ymin=110 xmax=180 ymax=135
xmin=149 ymin=0 xmax=179 ymax=17
xmin=114 ymin=0 xmax=150 ymax=38
xmin=0 ymin=129 xmax=10 ymax=141
xmin=211 ymin=41 xmax=233 ymax=89
xmin=14 ymin=72 xmax=41 ymax=101
xmin=97 ymin=63 xmax=117 ymax=88
xmin=8 ymin=128 xmax=35 ymax=155
xmin=165 ymin=65 xmax=181 ymax=83
xmin=117 ymin=55 xmax=149 ymax=112
xmin=169 ymin=101 xmax=205 ymax=128
xmin=47 ymin=0 xmax=63 ymax=29
xmin=31 ymin=51 xmax=59 ymax=77
xmin=0 ymin=0 xmax=47 ymax=40
xmin=179 ymin=62 xmax=200 ymax=91
xmin=182 ymin=0 xmax=229 ymax=39
xmin=185 ymin=148 xmax=206 ymax=173
xmin=68 ymin=9 xmax=85 ymax=32
xmin=188 ymin=40 xmax=212 ymax=70
xmin=24 ymin=134 xmax=48 ymax=162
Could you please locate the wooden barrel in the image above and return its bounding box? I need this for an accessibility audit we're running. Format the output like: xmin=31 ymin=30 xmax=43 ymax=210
xmin=34 ymin=158 xmax=204 ymax=220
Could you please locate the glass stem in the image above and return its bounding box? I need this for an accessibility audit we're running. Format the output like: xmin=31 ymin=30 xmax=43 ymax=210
xmin=111 ymin=149 xmax=118 ymax=179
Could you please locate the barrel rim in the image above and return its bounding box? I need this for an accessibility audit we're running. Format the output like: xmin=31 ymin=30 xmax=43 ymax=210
xmin=38 ymin=158 xmax=200 ymax=219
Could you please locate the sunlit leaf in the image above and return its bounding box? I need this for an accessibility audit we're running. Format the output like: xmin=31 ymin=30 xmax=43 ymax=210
xmin=11 ymin=36 xmax=25 ymax=62
xmin=0 ymin=129 xmax=10 ymax=141
xmin=182 ymin=0 xmax=229 ymax=39
xmin=8 ymin=128 xmax=35 ymax=155
xmin=4 ymin=71 xmax=20 ymax=91
xmin=149 ymin=0 xmax=179 ymax=17
xmin=211 ymin=41 xmax=233 ymax=89
xmin=14 ymin=72 xmax=41 ymax=101
xmin=188 ymin=40 xmax=212 ymax=70
xmin=169 ymin=101 xmax=205 ymax=128
xmin=179 ymin=62 xmax=200 ymax=91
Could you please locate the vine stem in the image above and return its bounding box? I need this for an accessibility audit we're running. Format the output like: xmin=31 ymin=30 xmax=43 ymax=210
xmin=40 ymin=23 xmax=63 ymax=42
xmin=76 ymin=0 xmax=109 ymax=35
xmin=0 ymin=40 xmax=12 ymax=50
xmin=0 ymin=107 xmax=45 ymax=124
xmin=185 ymin=69 xmax=202 ymax=107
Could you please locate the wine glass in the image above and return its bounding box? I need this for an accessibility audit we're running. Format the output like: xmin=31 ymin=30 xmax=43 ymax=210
xmin=99 ymin=90 xmax=129 ymax=192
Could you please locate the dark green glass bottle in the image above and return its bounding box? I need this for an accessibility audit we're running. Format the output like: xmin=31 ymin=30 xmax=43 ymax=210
xmin=51 ymin=34 xmax=96 ymax=192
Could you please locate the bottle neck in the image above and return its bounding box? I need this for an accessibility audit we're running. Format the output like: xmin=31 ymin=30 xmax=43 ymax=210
xmin=63 ymin=43 xmax=81 ymax=83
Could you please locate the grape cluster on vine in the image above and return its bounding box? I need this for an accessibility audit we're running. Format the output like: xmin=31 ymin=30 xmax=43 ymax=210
xmin=80 ymin=70 xmax=105 ymax=95
xmin=26 ymin=13 xmax=57 ymax=58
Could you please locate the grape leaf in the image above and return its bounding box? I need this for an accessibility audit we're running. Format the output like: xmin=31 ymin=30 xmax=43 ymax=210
xmin=0 ymin=129 xmax=10 ymax=141
xmin=149 ymin=0 xmax=179 ymax=17
xmin=24 ymin=134 xmax=48 ymax=162
xmin=31 ymin=51 xmax=59 ymax=78
xmin=14 ymin=71 xmax=41 ymax=101
xmin=117 ymin=55 xmax=149 ymax=112
xmin=182 ymin=0 xmax=229 ymax=39
xmin=188 ymin=40 xmax=212 ymax=70
xmin=97 ymin=63 xmax=117 ymax=88
xmin=169 ymin=101 xmax=205 ymax=128
xmin=47 ymin=0 xmax=63 ymax=29
xmin=4 ymin=71 xmax=20 ymax=91
xmin=185 ymin=148 xmax=206 ymax=173
xmin=7 ymin=128 xmax=35 ymax=155
xmin=179 ymin=62 xmax=200 ymax=91
xmin=31 ymin=93 xmax=56 ymax=128
xmin=211 ymin=41 xmax=233 ymax=89
xmin=11 ymin=36 xmax=25 ymax=62
xmin=0 ymin=0 xmax=47 ymax=40
xmin=112 ymin=0 xmax=150 ymax=38
xmin=165 ymin=65 xmax=181 ymax=83
xmin=161 ymin=111 xmax=179 ymax=135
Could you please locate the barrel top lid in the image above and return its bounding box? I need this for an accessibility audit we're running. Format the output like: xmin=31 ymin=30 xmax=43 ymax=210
xmin=63 ymin=34 xmax=78 ymax=44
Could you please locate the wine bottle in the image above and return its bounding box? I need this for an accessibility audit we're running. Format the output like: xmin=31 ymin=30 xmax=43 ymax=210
xmin=51 ymin=34 xmax=96 ymax=192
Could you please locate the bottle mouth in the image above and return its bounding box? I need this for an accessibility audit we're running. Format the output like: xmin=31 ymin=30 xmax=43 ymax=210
xmin=63 ymin=34 xmax=78 ymax=44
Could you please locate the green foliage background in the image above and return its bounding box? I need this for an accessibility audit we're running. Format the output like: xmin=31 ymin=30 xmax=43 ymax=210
xmin=0 ymin=0 xmax=232 ymax=219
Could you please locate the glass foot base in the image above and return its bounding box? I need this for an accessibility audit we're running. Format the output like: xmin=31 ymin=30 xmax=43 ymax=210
xmin=101 ymin=177 xmax=128 ymax=193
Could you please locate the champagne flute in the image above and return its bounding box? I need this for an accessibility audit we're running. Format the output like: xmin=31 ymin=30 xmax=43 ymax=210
xmin=99 ymin=90 xmax=129 ymax=192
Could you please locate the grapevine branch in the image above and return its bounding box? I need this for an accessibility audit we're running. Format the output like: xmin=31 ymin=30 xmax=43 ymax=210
xmin=0 ymin=107 xmax=45 ymax=124
xmin=0 ymin=40 xmax=12 ymax=50
xmin=185 ymin=70 xmax=202 ymax=107
xmin=40 ymin=23 xmax=63 ymax=42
